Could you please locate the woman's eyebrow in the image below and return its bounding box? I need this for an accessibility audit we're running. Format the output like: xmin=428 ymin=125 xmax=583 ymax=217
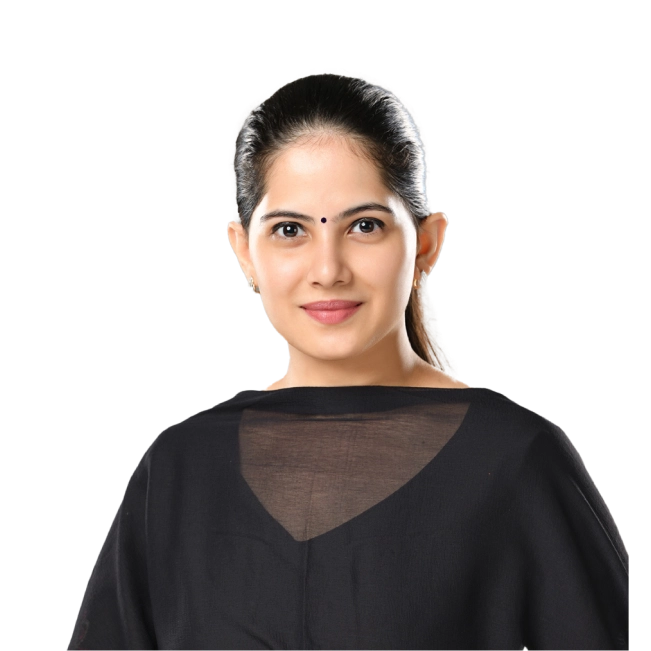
xmin=259 ymin=203 xmax=394 ymax=224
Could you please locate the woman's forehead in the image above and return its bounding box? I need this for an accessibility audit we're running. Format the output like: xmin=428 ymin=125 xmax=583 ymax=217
xmin=262 ymin=138 xmax=388 ymax=204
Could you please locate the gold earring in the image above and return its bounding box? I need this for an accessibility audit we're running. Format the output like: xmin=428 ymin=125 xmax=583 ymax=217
xmin=249 ymin=276 xmax=260 ymax=294
xmin=413 ymin=276 xmax=419 ymax=290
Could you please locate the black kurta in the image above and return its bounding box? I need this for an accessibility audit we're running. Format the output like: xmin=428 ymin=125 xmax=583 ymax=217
xmin=68 ymin=386 xmax=628 ymax=649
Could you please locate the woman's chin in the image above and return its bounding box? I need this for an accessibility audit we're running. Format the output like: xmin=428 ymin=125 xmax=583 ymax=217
xmin=292 ymin=335 xmax=365 ymax=362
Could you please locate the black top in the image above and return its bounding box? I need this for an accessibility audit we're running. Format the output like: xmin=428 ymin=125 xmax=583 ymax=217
xmin=67 ymin=386 xmax=629 ymax=650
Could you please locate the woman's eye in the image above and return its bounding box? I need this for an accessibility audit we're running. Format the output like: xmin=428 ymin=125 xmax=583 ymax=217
xmin=350 ymin=218 xmax=385 ymax=235
xmin=270 ymin=222 xmax=306 ymax=239
xmin=270 ymin=218 xmax=385 ymax=240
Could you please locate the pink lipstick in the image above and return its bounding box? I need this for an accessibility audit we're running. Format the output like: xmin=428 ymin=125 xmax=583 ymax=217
xmin=300 ymin=300 xmax=363 ymax=325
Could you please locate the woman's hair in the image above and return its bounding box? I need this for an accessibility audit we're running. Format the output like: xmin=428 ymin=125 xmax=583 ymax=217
xmin=234 ymin=73 xmax=447 ymax=371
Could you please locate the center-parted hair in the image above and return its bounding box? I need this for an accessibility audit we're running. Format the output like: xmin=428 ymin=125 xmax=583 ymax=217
xmin=234 ymin=73 xmax=447 ymax=370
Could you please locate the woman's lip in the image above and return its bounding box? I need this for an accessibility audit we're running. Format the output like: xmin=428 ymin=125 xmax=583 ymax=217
xmin=301 ymin=303 xmax=363 ymax=325
xmin=300 ymin=300 xmax=363 ymax=310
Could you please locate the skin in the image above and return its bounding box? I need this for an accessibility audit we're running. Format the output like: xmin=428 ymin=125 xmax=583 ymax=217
xmin=228 ymin=132 xmax=468 ymax=390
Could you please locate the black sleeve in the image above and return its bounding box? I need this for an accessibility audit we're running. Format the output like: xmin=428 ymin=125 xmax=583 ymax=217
xmin=68 ymin=449 xmax=157 ymax=650
xmin=513 ymin=425 xmax=628 ymax=650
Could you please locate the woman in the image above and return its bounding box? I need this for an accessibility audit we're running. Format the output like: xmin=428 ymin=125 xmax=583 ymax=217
xmin=228 ymin=76 xmax=464 ymax=393
xmin=68 ymin=74 xmax=628 ymax=650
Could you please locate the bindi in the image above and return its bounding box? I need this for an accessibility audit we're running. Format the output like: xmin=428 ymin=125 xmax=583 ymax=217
xmin=321 ymin=217 xmax=327 ymax=223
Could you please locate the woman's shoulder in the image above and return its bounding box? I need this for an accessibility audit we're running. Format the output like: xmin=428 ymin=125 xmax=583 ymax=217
xmin=406 ymin=367 xmax=470 ymax=389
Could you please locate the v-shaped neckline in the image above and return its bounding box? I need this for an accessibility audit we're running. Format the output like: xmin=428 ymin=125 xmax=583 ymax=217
xmin=237 ymin=387 xmax=473 ymax=543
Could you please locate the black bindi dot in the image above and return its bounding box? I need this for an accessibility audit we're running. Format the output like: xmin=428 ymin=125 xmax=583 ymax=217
xmin=321 ymin=217 xmax=327 ymax=223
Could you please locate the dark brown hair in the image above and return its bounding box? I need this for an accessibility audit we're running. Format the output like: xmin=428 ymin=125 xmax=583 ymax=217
xmin=234 ymin=73 xmax=447 ymax=370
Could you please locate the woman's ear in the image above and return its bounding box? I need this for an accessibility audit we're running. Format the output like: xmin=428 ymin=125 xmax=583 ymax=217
xmin=415 ymin=212 xmax=448 ymax=274
xmin=227 ymin=220 xmax=255 ymax=281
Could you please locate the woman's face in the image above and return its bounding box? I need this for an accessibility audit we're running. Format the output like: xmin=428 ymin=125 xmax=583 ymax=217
xmin=231 ymin=133 xmax=431 ymax=362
